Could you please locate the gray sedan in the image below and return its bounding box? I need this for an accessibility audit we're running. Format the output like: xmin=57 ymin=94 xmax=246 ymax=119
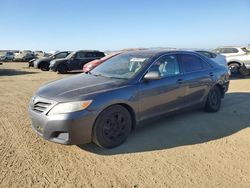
xmin=29 ymin=50 xmax=230 ymax=148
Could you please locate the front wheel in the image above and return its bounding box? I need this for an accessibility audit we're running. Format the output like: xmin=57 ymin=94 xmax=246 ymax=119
xmin=40 ymin=62 xmax=50 ymax=71
xmin=57 ymin=64 xmax=68 ymax=74
xmin=205 ymin=86 xmax=221 ymax=112
xmin=93 ymin=105 xmax=132 ymax=148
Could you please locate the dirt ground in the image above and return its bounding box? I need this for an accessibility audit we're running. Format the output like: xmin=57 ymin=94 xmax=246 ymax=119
xmin=0 ymin=62 xmax=250 ymax=188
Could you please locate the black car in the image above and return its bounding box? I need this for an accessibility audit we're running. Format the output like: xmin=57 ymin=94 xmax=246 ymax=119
xmin=49 ymin=50 xmax=105 ymax=74
xmin=29 ymin=50 xmax=230 ymax=148
xmin=29 ymin=51 xmax=71 ymax=71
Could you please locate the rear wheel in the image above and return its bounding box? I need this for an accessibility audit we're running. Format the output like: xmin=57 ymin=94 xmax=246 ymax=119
xmin=93 ymin=105 xmax=132 ymax=148
xmin=57 ymin=64 xmax=68 ymax=74
xmin=228 ymin=63 xmax=240 ymax=75
xmin=40 ymin=62 xmax=49 ymax=71
xmin=205 ymin=86 xmax=221 ymax=112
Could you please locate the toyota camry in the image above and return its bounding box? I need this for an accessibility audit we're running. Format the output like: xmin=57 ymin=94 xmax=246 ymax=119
xmin=29 ymin=50 xmax=230 ymax=148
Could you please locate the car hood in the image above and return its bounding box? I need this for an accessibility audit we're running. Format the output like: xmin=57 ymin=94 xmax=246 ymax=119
xmin=36 ymin=73 xmax=125 ymax=102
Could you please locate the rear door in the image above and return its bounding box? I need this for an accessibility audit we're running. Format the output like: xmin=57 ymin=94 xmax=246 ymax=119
xmin=68 ymin=52 xmax=86 ymax=70
xmin=178 ymin=53 xmax=214 ymax=107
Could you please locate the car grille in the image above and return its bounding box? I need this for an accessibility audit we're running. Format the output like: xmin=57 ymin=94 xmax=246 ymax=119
xmin=31 ymin=97 xmax=55 ymax=114
xmin=33 ymin=101 xmax=52 ymax=113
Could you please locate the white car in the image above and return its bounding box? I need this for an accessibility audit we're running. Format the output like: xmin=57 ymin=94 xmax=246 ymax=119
xmin=214 ymin=47 xmax=250 ymax=74
xmin=195 ymin=50 xmax=227 ymax=67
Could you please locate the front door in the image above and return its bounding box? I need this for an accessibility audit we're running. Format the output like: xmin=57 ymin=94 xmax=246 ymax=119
xmin=138 ymin=54 xmax=185 ymax=121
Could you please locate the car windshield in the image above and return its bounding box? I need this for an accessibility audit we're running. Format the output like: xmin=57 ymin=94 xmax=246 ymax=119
xmin=66 ymin=51 xmax=76 ymax=59
xmin=90 ymin=53 xmax=151 ymax=79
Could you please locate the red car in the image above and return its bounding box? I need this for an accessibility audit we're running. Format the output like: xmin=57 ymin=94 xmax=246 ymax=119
xmin=83 ymin=52 xmax=121 ymax=73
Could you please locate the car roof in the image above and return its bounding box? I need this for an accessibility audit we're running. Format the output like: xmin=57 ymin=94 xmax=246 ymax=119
xmin=216 ymin=46 xmax=244 ymax=49
xmin=75 ymin=50 xmax=103 ymax=53
xmin=121 ymin=49 xmax=202 ymax=57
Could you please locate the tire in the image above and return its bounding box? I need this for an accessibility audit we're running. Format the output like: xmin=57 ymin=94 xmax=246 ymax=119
xmin=39 ymin=62 xmax=49 ymax=71
xmin=228 ymin=63 xmax=240 ymax=75
xmin=93 ymin=105 xmax=132 ymax=148
xmin=205 ymin=86 xmax=221 ymax=112
xmin=57 ymin=64 xmax=68 ymax=74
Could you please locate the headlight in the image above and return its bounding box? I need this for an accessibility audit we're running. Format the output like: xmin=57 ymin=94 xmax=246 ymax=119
xmin=48 ymin=100 xmax=92 ymax=115
xmin=50 ymin=60 xmax=56 ymax=65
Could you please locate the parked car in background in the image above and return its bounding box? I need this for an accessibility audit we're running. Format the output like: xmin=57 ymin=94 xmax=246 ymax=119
xmin=0 ymin=51 xmax=14 ymax=61
xmin=29 ymin=51 xmax=71 ymax=71
xmin=14 ymin=50 xmax=35 ymax=62
xmin=196 ymin=50 xmax=227 ymax=67
xmin=29 ymin=50 xmax=230 ymax=148
xmin=34 ymin=51 xmax=49 ymax=58
xmin=83 ymin=52 xmax=121 ymax=73
xmin=214 ymin=47 xmax=250 ymax=74
xmin=50 ymin=50 xmax=105 ymax=74
xmin=48 ymin=50 xmax=60 ymax=56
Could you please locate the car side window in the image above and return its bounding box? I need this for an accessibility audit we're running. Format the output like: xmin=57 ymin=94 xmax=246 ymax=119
xmin=221 ymin=48 xmax=239 ymax=53
xmin=96 ymin=52 xmax=105 ymax=58
xmin=148 ymin=55 xmax=180 ymax=78
xmin=75 ymin=52 xmax=86 ymax=59
xmin=55 ymin=52 xmax=68 ymax=59
xmin=85 ymin=52 xmax=94 ymax=58
xmin=179 ymin=54 xmax=209 ymax=73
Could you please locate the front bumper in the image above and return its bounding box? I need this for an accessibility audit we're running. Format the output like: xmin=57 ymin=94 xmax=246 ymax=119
xmin=29 ymin=99 xmax=96 ymax=145
xmin=222 ymin=81 xmax=229 ymax=97
xmin=245 ymin=64 xmax=250 ymax=69
xmin=49 ymin=65 xmax=57 ymax=72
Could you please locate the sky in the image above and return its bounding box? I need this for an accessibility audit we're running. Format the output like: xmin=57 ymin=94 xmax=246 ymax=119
xmin=0 ymin=0 xmax=250 ymax=51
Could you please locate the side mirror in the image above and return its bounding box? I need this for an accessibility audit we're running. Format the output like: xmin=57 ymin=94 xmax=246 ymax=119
xmin=143 ymin=71 xmax=161 ymax=81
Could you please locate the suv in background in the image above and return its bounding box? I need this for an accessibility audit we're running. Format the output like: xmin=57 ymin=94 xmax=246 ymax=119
xmin=214 ymin=47 xmax=250 ymax=74
xmin=50 ymin=50 xmax=105 ymax=74
xmin=29 ymin=51 xmax=71 ymax=71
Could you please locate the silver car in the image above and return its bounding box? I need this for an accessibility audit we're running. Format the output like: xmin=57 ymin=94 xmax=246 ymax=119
xmin=0 ymin=51 xmax=14 ymax=61
xmin=214 ymin=47 xmax=250 ymax=74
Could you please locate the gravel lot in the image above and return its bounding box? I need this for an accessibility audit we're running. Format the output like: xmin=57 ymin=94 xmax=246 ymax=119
xmin=0 ymin=62 xmax=250 ymax=187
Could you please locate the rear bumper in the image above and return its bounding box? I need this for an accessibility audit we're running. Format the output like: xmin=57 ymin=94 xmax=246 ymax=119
xmin=29 ymin=106 xmax=96 ymax=145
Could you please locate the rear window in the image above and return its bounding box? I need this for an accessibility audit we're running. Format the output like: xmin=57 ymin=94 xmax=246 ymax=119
xmin=179 ymin=54 xmax=210 ymax=73
xmin=95 ymin=52 xmax=105 ymax=58
xmin=197 ymin=51 xmax=217 ymax=58
xmin=241 ymin=48 xmax=250 ymax=53
xmin=84 ymin=52 xmax=105 ymax=58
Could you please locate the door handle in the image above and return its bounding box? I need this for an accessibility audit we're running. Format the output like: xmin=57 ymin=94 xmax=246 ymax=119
xmin=177 ymin=78 xmax=183 ymax=84
xmin=209 ymin=72 xmax=214 ymax=77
